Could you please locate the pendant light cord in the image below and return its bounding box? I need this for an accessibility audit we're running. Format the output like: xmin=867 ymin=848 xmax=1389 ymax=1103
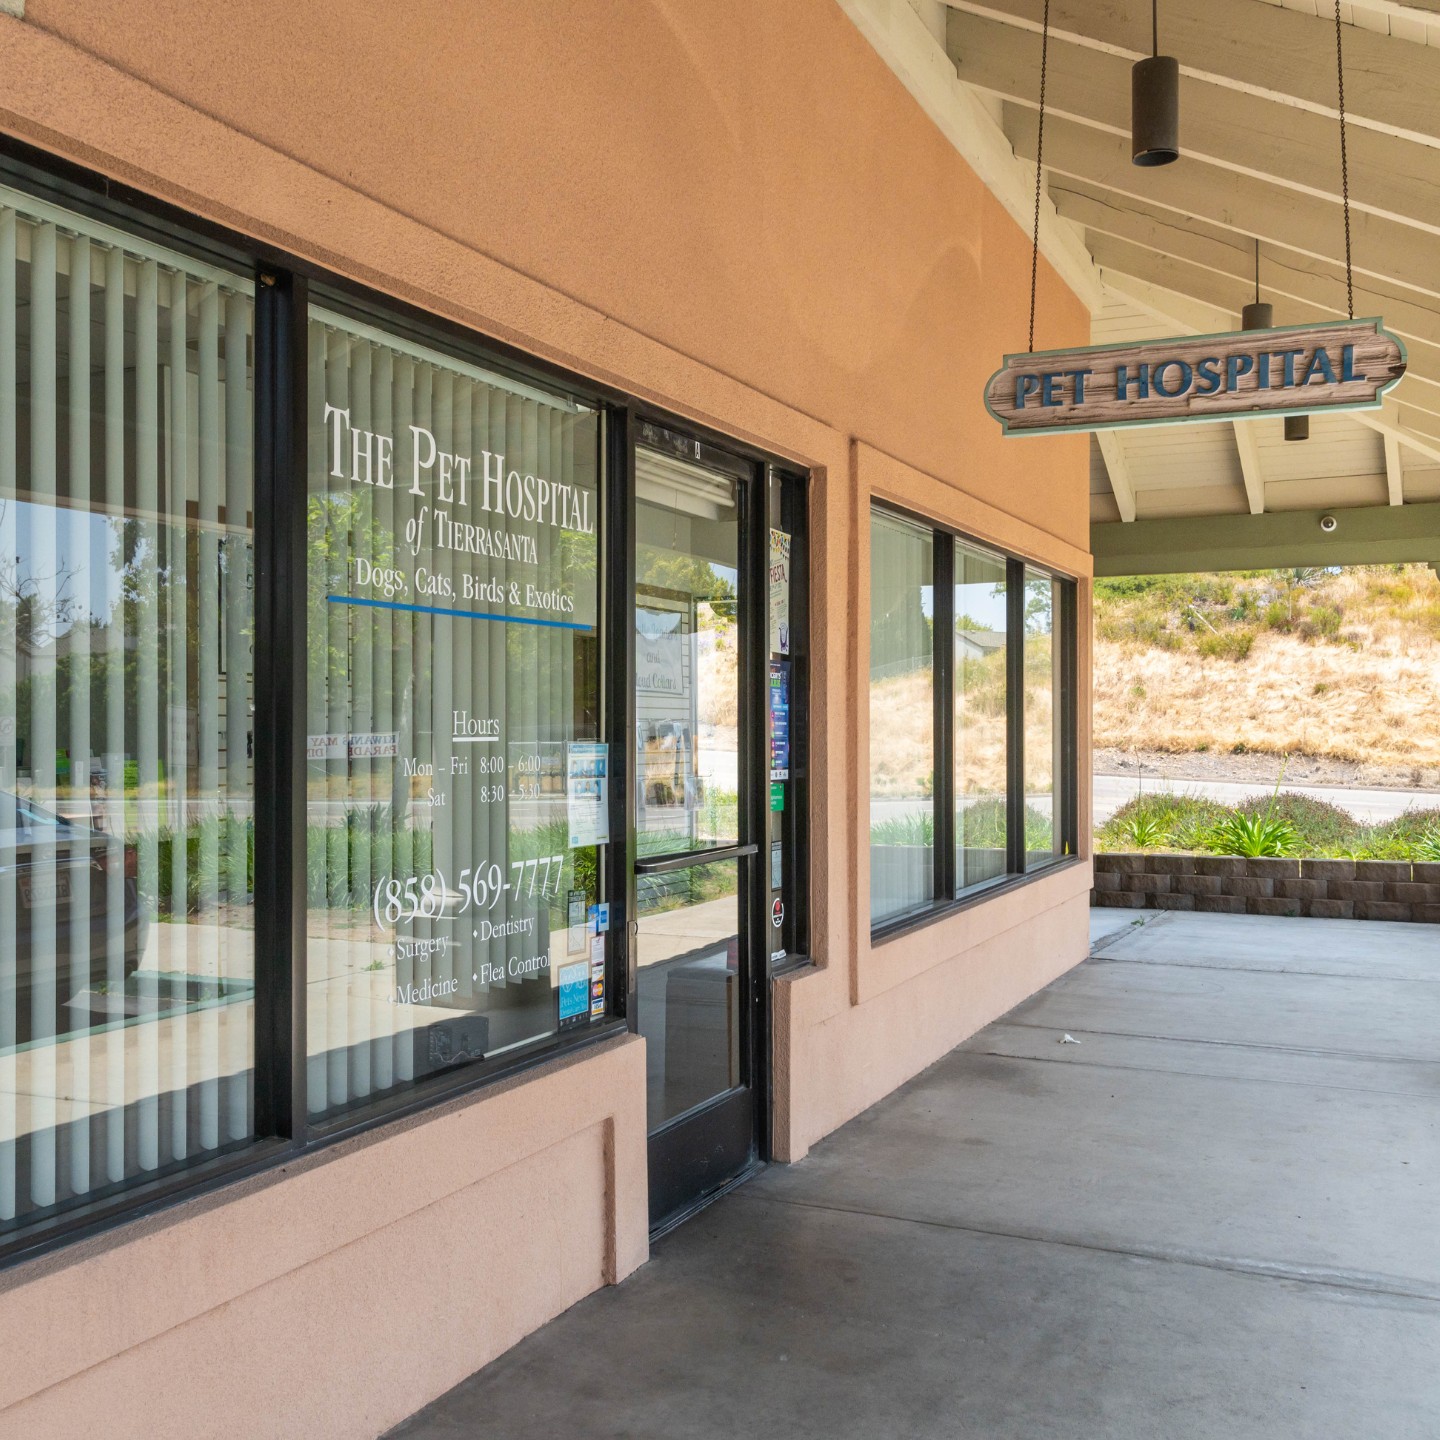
xmin=1335 ymin=0 xmax=1354 ymax=320
xmin=1152 ymin=0 xmax=1159 ymax=57
xmin=1028 ymin=0 xmax=1050 ymax=352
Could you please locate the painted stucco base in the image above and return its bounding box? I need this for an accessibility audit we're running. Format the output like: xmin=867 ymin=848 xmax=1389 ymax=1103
xmin=0 ymin=1036 xmax=648 ymax=1440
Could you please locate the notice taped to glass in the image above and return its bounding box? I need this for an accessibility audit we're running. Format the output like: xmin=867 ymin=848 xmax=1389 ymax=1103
xmin=566 ymin=742 xmax=610 ymax=848
xmin=769 ymin=528 xmax=791 ymax=655
xmin=769 ymin=661 xmax=790 ymax=779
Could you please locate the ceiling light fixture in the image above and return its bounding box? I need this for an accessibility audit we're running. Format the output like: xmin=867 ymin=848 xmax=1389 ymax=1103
xmin=1241 ymin=239 xmax=1272 ymax=332
xmin=1132 ymin=0 xmax=1179 ymax=166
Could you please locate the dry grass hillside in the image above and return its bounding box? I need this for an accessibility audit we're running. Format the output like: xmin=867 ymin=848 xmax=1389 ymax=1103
xmin=1094 ymin=565 xmax=1440 ymax=783
xmin=869 ymin=643 xmax=1053 ymax=798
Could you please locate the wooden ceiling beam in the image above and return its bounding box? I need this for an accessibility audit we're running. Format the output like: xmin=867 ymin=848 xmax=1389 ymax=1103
xmin=1051 ymin=178 xmax=1440 ymax=340
xmin=943 ymin=0 xmax=1440 ymax=146
xmin=1085 ymin=233 xmax=1440 ymax=425
xmin=1097 ymin=273 xmax=1233 ymax=336
xmin=1232 ymin=421 xmax=1267 ymax=515
xmin=1384 ymin=431 xmax=1406 ymax=506
xmin=1354 ymin=398 xmax=1440 ymax=469
xmin=1051 ymin=184 xmax=1440 ymax=399
xmin=947 ymin=12 xmax=1440 ymax=233
xmin=1095 ymin=430 xmax=1138 ymax=522
xmin=1005 ymin=108 xmax=1440 ymax=303
xmin=1333 ymin=1 xmax=1440 ymax=28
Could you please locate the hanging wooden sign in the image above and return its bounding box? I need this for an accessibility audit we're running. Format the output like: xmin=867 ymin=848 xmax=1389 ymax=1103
xmin=984 ymin=318 xmax=1405 ymax=437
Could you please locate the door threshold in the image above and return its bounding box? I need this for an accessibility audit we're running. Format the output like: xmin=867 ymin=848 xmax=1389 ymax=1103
xmin=649 ymin=1159 xmax=765 ymax=1242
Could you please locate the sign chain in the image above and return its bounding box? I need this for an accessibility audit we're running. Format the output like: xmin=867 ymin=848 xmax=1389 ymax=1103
xmin=1335 ymin=0 xmax=1353 ymax=321
xmin=1028 ymin=0 xmax=1050 ymax=353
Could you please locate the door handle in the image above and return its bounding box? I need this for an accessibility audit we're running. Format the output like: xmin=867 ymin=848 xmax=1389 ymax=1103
xmin=634 ymin=843 xmax=758 ymax=875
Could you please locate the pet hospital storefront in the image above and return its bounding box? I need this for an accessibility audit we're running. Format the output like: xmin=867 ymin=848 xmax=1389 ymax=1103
xmin=0 ymin=4 xmax=1093 ymax=1434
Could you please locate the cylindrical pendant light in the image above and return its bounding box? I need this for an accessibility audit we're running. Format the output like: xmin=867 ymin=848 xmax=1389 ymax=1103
xmin=1241 ymin=300 xmax=1272 ymax=331
xmin=1241 ymin=241 xmax=1307 ymax=439
xmin=1132 ymin=1 xmax=1179 ymax=166
xmin=1242 ymin=240 xmax=1271 ymax=332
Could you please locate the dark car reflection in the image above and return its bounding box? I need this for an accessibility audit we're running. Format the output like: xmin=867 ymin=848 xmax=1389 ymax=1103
xmin=0 ymin=793 xmax=145 ymax=1050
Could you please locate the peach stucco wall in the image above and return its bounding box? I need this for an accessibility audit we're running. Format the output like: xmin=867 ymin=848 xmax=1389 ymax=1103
xmin=0 ymin=2 xmax=1093 ymax=1434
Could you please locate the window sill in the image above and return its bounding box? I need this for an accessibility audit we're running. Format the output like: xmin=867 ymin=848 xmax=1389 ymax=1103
xmin=869 ymin=854 xmax=1085 ymax=948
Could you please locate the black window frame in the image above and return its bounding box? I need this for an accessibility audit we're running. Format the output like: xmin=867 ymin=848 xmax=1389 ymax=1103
xmin=869 ymin=499 xmax=1080 ymax=945
xmin=0 ymin=138 xmax=812 ymax=1267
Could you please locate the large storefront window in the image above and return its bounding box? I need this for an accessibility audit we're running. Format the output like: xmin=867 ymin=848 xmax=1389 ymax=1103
xmin=0 ymin=164 xmax=814 ymax=1261
xmin=0 ymin=189 xmax=255 ymax=1232
xmin=868 ymin=509 xmax=935 ymax=925
xmin=869 ymin=502 xmax=1076 ymax=935
xmin=955 ymin=544 xmax=1008 ymax=892
xmin=305 ymin=307 xmax=605 ymax=1117
xmin=1024 ymin=568 xmax=1064 ymax=868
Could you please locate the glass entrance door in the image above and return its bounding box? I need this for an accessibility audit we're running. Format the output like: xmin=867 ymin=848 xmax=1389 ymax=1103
xmin=633 ymin=430 xmax=763 ymax=1229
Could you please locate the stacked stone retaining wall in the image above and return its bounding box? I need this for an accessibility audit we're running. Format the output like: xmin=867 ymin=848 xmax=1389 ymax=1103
xmin=1093 ymin=854 xmax=1440 ymax=922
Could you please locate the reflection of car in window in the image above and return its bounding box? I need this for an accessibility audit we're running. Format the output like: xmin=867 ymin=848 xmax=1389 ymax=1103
xmin=0 ymin=792 xmax=146 ymax=1050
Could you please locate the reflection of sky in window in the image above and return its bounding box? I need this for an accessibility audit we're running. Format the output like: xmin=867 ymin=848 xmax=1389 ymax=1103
xmin=956 ymin=583 xmax=1007 ymax=630
xmin=6 ymin=497 xmax=131 ymax=644
xmin=915 ymin=583 xmax=1009 ymax=631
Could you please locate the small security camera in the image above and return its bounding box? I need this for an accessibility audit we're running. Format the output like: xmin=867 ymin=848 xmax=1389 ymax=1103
xmin=1319 ymin=514 xmax=1338 ymax=533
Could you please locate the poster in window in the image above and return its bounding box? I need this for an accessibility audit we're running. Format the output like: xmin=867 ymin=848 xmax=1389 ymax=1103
xmin=566 ymin=742 xmax=610 ymax=847
xmin=769 ymin=660 xmax=790 ymax=779
xmin=636 ymin=606 xmax=685 ymax=694
xmin=769 ymin=529 xmax=791 ymax=656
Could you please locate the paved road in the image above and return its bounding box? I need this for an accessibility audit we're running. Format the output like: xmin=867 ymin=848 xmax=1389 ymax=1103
xmin=393 ymin=908 xmax=1440 ymax=1440
xmin=1094 ymin=771 xmax=1440 ymax=825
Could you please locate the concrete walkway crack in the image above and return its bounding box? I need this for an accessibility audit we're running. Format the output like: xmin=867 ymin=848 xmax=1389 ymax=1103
xmin=741 ymin=1191 xmax=1440 ymax=1307
xmin=965 ymin=1045 xmax=1440 ymax=1100
xmin=998 ymin=1020 xmax=1440 ymax=1068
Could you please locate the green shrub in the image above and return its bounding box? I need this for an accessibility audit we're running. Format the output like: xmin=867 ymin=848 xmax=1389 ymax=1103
xmin=142 ymin=816 xmax=254 ymax=915
xmin=1196 ymin=628 xmax=1255 ymax=661
xmin=1121 ymin=812 xmax=1170 ymax=849
xmin=871 ymin=812 xmax=935 ymax=848
xmin=1202 ymin=811 xmax=1301 ymax=858
xmin=1232 ymin=792 xmax=1360 ymax=854
xmin=1416 ymin=828 xmax=1440 ymax=863
xmin=1096 ymin=792 xmax=1229 ymax=853
xmin=1351 ymin=808 xmax=1440 ymax=861
xmin=1297 ymin=604 xmax=1344 ymax=642
xmin=1263 ymin=601 xmax=1292 ymax=632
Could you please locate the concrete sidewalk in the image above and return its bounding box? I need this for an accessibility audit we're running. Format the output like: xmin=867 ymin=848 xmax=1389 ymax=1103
xmin=391 ymin=910 xmax=1440 ymax=1440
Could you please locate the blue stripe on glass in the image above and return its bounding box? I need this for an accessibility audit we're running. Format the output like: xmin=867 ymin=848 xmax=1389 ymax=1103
xmin=326 ymin=594 xmax=592 ymax=632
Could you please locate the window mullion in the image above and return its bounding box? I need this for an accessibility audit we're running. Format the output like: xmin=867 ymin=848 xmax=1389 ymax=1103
xmin=932 ymin=534 xmax=956 ymax=900
xmin=1005 ymin=559 xmax=1026 ymax=876
xmin=252 ymin=269 xmax=309 ymax=1141
xmin=1059 ymin=580 xmax=1080 ymax=858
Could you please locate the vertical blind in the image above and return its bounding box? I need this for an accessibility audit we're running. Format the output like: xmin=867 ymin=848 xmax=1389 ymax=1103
xmin=0 ymin=188 xmax=254 ymax=1231
xmin=306 ymin=307 xmax=602 ymax=1119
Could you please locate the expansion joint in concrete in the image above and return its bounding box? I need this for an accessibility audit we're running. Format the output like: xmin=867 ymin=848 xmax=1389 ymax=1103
xmin=741 ymin=1193 xmax=1440 ymax=1307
